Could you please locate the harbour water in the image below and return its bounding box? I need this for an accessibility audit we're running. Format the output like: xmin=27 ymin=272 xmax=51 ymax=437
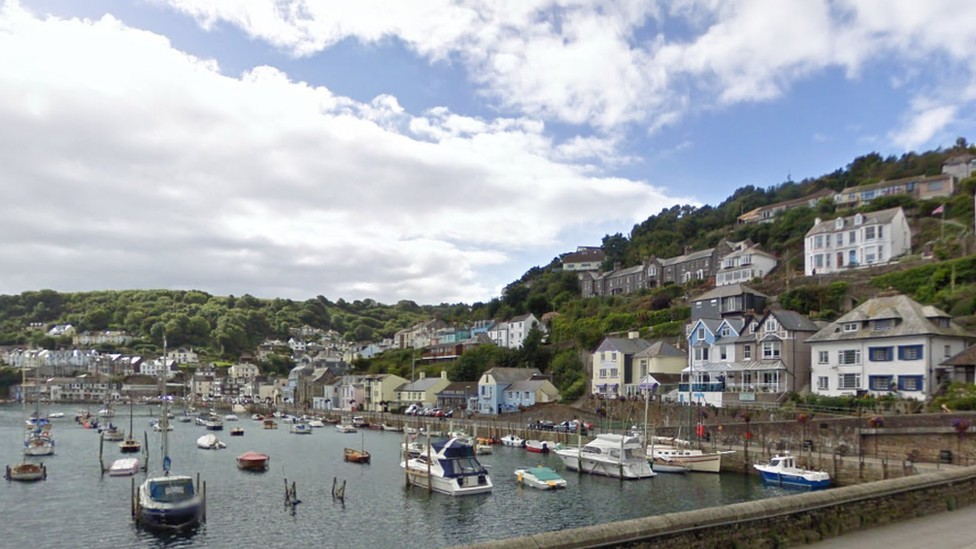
xmin=1 ymin=404 xmax=795 ymax=548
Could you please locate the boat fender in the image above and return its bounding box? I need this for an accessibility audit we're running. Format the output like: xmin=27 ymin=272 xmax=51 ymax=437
xmin=517 ymin=473 xmax=523 ymax=483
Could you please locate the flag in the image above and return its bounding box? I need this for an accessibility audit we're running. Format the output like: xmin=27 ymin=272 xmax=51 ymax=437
xmin=932 ymin=204 xmax=945 ymax=215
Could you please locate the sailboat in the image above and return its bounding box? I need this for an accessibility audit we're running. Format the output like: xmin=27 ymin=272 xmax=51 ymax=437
xmin=99 ymin=374 xmax=123 ymax=441
xmin=133 ymin=337 xmax=205 ymax=531
xmin=23 ymin=366 xmax=55 ymax=457
xmin=120 ymin=400 xmax=142 ymax=454
xmin=8 ymin=366 xmax=49 ymax=481
xmin=343 ymin=431 xmax=370 ymax=463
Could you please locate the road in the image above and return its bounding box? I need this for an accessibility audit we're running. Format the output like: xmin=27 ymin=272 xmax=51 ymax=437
xmin=806 ymin=505 xmax=976 ymax=549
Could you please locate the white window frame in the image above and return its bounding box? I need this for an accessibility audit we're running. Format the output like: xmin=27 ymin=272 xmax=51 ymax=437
xmin=818 ymin=351 xmax=829 ymax=364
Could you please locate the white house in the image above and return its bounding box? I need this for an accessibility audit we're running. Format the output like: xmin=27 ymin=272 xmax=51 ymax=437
xmin=804 ymin=207 xmax=911 ymax=276
xmin=166 ymin=347 xmax=199 ymax=365
xmin=487 ymin=321 xmax=510 ymax=348
xmin=807 ymin=293 xmax=974 ymax=400
xmin=715 ymin=241 xmax=778 ymax=287
xmin=507 ymin=313 xmax=544 ymax=348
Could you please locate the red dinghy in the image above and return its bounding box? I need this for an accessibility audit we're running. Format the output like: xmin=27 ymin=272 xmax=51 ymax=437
xmin=236 ymin=451 xmax=270 ymax=471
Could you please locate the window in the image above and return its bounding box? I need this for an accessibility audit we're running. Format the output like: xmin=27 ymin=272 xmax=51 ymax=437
xmin=865 ymin=226 xmax=876 ymax=240
xmin=817 ymin=376 xmax=829 ymax=390
xmin=599 ymin=369 xmax=607 ymax=379
xmin=878 ymin=226 xmax=884 ymax=239
xmin=720 ymin=326 xmax=731 ymax=337
xmin=843 ymin=323 xmax=858 ymax=332
xmin=945 ymin=345 xmax=952 ymax=359
xmin=694 ymin=348 xmax=702 ymax=361
xmin=600 ymin=352 xmax=606 ymax=362
xmin=818 ymin=351 xmax=829 ymax=364
xmin=838 ymin=349 xmax=861 ymax=365
xmin=720 ymin=346 xmax=727 ymax=361
xmin=838 ymin=373 xmax=861 ymax=389
xmin=898 ymin=345 xmax=923 ymax=360
xmin=877 ymin=246 xmax=884 ymax=262
xmin=835 ymin=218 xmax=843 ymax=230
xmin=929 ymin=181 xmax=943 ymax=191
xmin=744 ymin=345 xmax=752 ymax=359
xmin=762 ymin=342 xmax=781 ymax=359
xmin=837 ymin=233 xmax=844 ymax=246
xmin=611 ymin=352 xmax=617 ymax=362
xmin=869 ymin=347 xmax=893 ymax=361
xmin=825 ymin=234 xmax=832 ymax=247
xmin=703 ymin=348 xmax=709 ymax=360
xmin=849 ymin=231 xmax=856 ymax=244
xmin=609 ymin=368 xmax=618 ymax=377
xmin=854 ymin=214 xmax=863 ymax=225
xmin=814 ymin=254 xmax=824 ymax=268
xmin=697 ymin=328 xmax=705 ymax=340
xmin=873 ymin=319 xmax=892 ymax=331
xmin=765 ymin=319 xmax=778 ymax=332
xmin=869 ymin=375 xmax=893 ymax=391
xmin=814 ymin=235 xmax=824 ymax=249
xmin=898 ymin=376 xmax=923 ymax=391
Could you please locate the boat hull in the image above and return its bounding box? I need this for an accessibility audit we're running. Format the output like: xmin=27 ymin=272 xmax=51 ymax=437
xmin=236 ymin=452 xmax=269 ymax=471
xmin=756 ymin=470 xmax=831 ymax=489
xmin=136 ymin=476 xmax=204 ymax=531
xmin=109 ymin=458 xmax=140 ymax=476
xmin=515 ymin=467 xmax=566 ymax=490
xmin=402 ymin=464 xmax=493 ymax=496
xmin=556 ymin=451 xmax=656 ymax=479
xmin=5 ymin=463 xmax=46 ymax=481
xmin=343 ymin=448 xmax=371 ymax=463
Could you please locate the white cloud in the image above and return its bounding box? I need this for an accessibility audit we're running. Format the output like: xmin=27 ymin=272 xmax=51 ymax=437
xmin=150 ymin=0 xmax=976 ymax=142
xmin=888 ymin=100 xmax=957 ymax=150
xmin=0 ymin=3 xmax=691 ymax=304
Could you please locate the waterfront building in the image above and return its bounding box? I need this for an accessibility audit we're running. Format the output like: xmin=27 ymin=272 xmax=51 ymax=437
xmin=361 ymin=373 xmax=409 ymax=412
xmin=590 ymin=335 xmax=661 ymax=399
xmin=807 ymin=293 xmax=975 ymax=399
xmin=503 ymin=377 xmax=560 ymax=409
xmin=689 ymin=283 xmax=767 ymax=322
xmin=476 ymin=367 xmax=542 ymax=414
xmin=395 ymin=370 xmax=451 ymax=409
xmin=804 ymin=207 xmax=911 ymax=276
xmin=435 ymin=381 xmax=478 ymax=412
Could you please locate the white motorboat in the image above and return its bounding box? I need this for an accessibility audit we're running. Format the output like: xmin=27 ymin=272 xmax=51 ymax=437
xmin=151 ymin=420 xmax=173 ymax=432
xmin=290 ymin=422 xmax=313 ymax=435
xmin=401 ymin=437 xmax=493 ymax=496
xmin=196 ymin=434 xmax=226 ymax=450
xmin=308 ymin=419 xmax=325 ymax=428
xmin=47 ymin=412 xmax=65 ymax=419
xmin=401 ymin=440 xmax=425 ymax=458
xmin=500 ymin=434 xmax=525 ymax=447
xmin=109 ymin=457 xmax=141 ymax=477
xmin=555 ymin=434 xmax=656 ymax=479
xmin=476 ymin=443 xmax=493 ymax=455
xmin=754 ymin=453 xmax=831 ymax=489
xmin=224 ymin=414 xmax=239 ymax=422
xmin=646 ymin=437 xmax=734 ymax=473
xmin=351 ymin=416 xmax=369 ymax=428
xmin=515 ymin=466 xmax=567 ymax=490
xmin=203 ymin=415 xmax=224 ymax=431
xmin=100 ymin=424 xmax=124 ymax=442
xmin=336 ymin=424 xmax=357 ymax=433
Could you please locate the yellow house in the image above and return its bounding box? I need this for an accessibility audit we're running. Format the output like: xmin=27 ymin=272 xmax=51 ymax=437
xmin=395 ymin=370 xmax=451 ymax=407
xmin=362 ymin=373 xmax=409 ymax=412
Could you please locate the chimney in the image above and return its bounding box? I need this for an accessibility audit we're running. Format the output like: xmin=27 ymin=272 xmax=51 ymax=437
xmin=685 ymin=246 xmax=692 ymax=255
xmin=814 ymin=217 xmax=821 ymax=226
xmin=418 ymin=372 xmax=426 ymax=380
xmin=440 ymin=370 xmax=448 ymax=379
xmin=614 ymin=261 xmax=621 ymax=271
xmin=628 ymin=331 xmax=640 ymax=339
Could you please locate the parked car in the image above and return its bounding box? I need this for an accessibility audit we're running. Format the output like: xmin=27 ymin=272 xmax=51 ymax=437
xmin=404 ymin=404 xmax=421 ymax=416
xmin=554 ymin=420 xmax=588 ymax=435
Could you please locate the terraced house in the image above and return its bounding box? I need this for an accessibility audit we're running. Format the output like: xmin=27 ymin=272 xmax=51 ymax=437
xmin=804 ymin=207 xmax=911 ymax=276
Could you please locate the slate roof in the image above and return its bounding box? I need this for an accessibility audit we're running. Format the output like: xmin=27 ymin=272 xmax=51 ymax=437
xmin=398 ymin=376 xmax=445 ymax=392
xmin=807 ymin=294 xmax=973 ymax=343
xmin=691 ymin=283 xmax=768 ymax=302
xmin=597 ymin=337 xmax=653 ymax=355
xmin=766 ymin=309 xmax=820 ymax=332
xmin=563 ymin=249 xmax=606 ymax=263
xmin=484 ymin=367 xmax=542 ymax=384
xmin=806 ymin=207 xmax=903 ymax=237
xmin=660 ymin=247 xmax=715 ymax=266
xmin=506 ymin=379 xmax=551 ymax=392
xmin=634 ymin=340 xmax=685 ymax=358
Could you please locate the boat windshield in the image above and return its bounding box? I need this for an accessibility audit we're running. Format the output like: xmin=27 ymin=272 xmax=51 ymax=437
xmin=439 ymin=457 xmax=486 ymax=477
xmin=149 ymin=478 xmax=196 ymax=503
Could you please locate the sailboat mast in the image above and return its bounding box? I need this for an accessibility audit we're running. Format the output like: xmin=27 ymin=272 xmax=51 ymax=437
xmin=161 ymin=336 xmax=170 ymax=474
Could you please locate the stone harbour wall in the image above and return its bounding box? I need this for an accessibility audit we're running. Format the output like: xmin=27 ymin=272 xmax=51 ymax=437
xmin=448 ymin=468 xmax=976 ymax=549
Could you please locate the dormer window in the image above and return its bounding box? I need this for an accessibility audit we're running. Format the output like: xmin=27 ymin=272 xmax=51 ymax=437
xmin=873 ymin=319 xmax=893 ymax=331
xmin=720 ymin=326 xmax=731 ymax=337
xmin=854 ymin=214 xmax=863 ymax=225
xmin=765 ymin=319 xmax=778 ymax=332
xmin=835 ymin=218 xmax=843 ymax=230
xmin=751 ymin=322 xmax=758 ymax=333
xmin=843 ymin=323 xmax=859 ymax=333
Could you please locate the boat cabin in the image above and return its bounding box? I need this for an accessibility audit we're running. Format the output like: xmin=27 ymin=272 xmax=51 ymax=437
xmin=148 ymin=478 xmax=196 ymax=503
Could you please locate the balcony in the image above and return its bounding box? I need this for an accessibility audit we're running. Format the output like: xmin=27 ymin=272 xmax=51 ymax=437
xmin=678 ymin=382 xmax=726 ymax=393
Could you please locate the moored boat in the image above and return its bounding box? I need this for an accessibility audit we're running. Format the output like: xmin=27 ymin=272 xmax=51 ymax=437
xmin=500 ymin=434 xmax=524 ymax=447
xmin=263 ymin=419 xmax=278 ymax=430
xmin=230 ymin=427 xmax=244 ymax=436
xmin=5 ymin=462 xmax=46 ymax=482
xmin=400 ymin=437 xmax=492 ymax=496
xmin=109 ymin=457 xmax=140 ymax=477
xmin=525 ymin=440 xmax=551 ymax=453
xmin=196 ymin=433 xmax=226 ymax=450
xmin=555 ymin=434 xmax=656 ymax=479
xmin=236 ymin=451 xmax=269 ymax=471
xmin=515 ymin=466 xmax=566 ymax=490
xmin=336 ymin=424 xmax=357 ymax=433
xmin=343 ymin=447 xmax=371 ymax=463
xmin=754 ymin=453 xmax=831 ymax=489
xmin=650 ymin=456 xmax=692 ymax=474
xmin=646 ymin=437 xmax=734 ymax=473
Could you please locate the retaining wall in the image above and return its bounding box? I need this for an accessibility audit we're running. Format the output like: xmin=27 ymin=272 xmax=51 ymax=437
xmin=447 ymin=467 xmax=976 ymax=549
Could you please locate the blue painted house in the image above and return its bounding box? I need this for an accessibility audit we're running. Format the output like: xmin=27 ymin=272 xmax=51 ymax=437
xmin=477 ymin=367 xmax=542 ymax=414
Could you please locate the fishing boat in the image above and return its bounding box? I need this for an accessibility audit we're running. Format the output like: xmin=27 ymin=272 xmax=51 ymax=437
xmin=515 ymin=466 xmax=566 ymax=490
xmin=555 ymin=434 xmax=656 ymax=479
xmin=351 ymin=416 xmax=369 ymax=428
xmin=236 ymin=451 xmax=269 ymax=471
xmin=196 ymin=434 xmax=226 ymax=450
xmin=525 ymin=440 xmax=551 ymax=453
xmin=5 ymin=462 xmax=46 ymax=481
xmin=100 ymin=423 xmax=124 ymax=442
xmin=754 ymin=453 xmax=831 ymax=489
xmin=134 ymin=338 xmax=205 ymax=532
xmin=120 ymin=400 xmax=142 ymax=454
xmin=400 ymin=436 xmax=492 ymax=496
xmin=109 ymin=457 xmax=140 ymax=477
xmin=343 ymin=447 xmax=371 ymax=463
xmin=500 ymin=434 xmax=525 ymax=447
xmin=650 ymin=456 xmax=692 ymax=474
xmin=646 ymin=437 xmax=734 ymax=473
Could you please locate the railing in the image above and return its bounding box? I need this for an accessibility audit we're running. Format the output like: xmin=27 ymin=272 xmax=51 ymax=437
xmin=677 ymin=382 xmax=726 ymax=392
xmin=724 ymin=382 xmax=783 ymax=393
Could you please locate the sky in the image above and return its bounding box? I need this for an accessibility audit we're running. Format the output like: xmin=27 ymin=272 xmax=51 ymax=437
xmin=1 ymin=1 xmax=975 ymax=306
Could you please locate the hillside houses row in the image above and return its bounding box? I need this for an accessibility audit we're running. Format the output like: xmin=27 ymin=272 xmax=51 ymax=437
xmin=590 ymin=286 xmax=976 ymax=407
xmin=578 ymin=240 xmax=780 ymax=298
xmin=393 ymin=314 xmax=546 ymax=353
